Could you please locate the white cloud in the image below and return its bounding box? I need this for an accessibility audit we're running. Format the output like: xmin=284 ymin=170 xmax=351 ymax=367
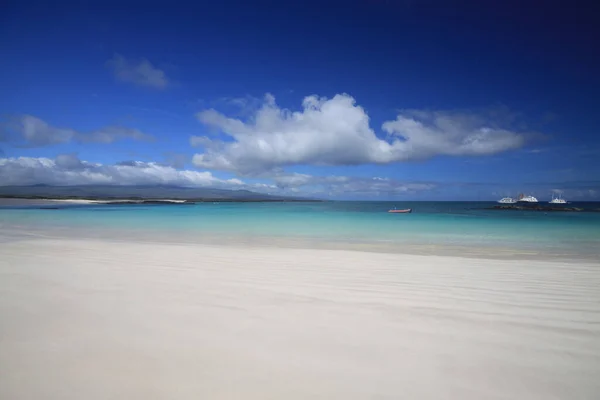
xmin=382 ymin=112 xmax=525 ymax=158
xmin=6 ymin=115 xmax=153 ymax=147
xmin=163 ymin=152 xmax=189 ymax=169
xmin=0 ymin=155 xmax=437 ymax=198
xmin=3 ymin=156 xmax=597 ymax=199
xmin=192 ymin=93 xmax=528 ymax=174
xmin=55 ymin=153 xmax=86 ymax=170
xmin=272 ymin=172 xmax=315 ymax=187
xmin=189 ymin=135 xmax=215 ymax=147
xmin=216 ymin=95 xmax=265 ymax=115
xmin=270 ymin=172 xmax=435 ymax=197
xmin=106 ymin=54 xmax=169 ymax=89
xmin=0 ymin=156 xmax=242 ymax=188
xmin=20 ymin=115 xmax=75 ymax=146
xmin=79 ymin=126 xmax=152 ymax=144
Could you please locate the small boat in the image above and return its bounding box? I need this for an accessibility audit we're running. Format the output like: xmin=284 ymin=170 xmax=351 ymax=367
xmin=498 ymin=197 xmax=517 ymax=204
xmin=388 ymin=208 xmax=412 ymax=213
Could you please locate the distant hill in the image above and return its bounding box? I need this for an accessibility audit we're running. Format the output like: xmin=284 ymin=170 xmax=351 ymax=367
xmin=0 ymin=185 xmax=315 ymax=202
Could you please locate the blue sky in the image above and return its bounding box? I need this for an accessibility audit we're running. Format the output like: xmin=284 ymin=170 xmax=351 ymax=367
xmin=1 ymin=0 xmax=598 ymax=200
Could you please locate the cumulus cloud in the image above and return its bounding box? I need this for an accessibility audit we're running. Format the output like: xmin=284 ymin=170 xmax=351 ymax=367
xmin=381 ymin=111 xmax=525 ymax=158
xmin=0 ymin=156 xmax=242 ymax=188
xmin=192 ymin=94 xmax=528 ymax=174
xmin=106 ymin=54 xmax=169 ymax=89
xmin=4 ymin=115 xmax=153 ymax=147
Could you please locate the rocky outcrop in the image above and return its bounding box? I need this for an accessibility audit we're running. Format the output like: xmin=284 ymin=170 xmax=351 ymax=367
xmin=487 ymin=205 xmax=591 ymax=212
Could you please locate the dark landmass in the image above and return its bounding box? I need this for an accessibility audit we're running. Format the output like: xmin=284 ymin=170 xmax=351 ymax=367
xmin=0 ymin=185 xmax=321 ymax=203
xmin=487 ymin=204 xmax=600 ymax=212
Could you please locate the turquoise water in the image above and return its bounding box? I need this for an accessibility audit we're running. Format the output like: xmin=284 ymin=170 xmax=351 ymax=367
xmin=2 ymin=201 xmax=600 ymax=258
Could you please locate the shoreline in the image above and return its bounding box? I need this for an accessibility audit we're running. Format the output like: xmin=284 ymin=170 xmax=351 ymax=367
xmin=2 ymin=200 xmax=599 ymax=262
xmin=1 ymin=197 xmax=205 ymax=205
xmin=49 ymin=198 xmax=189 ymax=204
xmin=1 ymin=223 xmax=598 ymax=262
xmin=0 ymin=196 xmax=322 ymax=204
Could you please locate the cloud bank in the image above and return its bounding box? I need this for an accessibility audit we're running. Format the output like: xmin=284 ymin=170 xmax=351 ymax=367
xmin=0 ymin=156 xmax=438 ymax=198
xmin=271 ymin=172 xmax=436 ymax=197
xmin=4 ymin=115 xmax=153 ymax=147
xmin=2 ymin=156 xmax=598 ymax=200
xmin=106 ymin=54 xmax=169 ymax=89
xmin=191 ymin=94 xmax=527 ymax=174
xmin=0 ymin=156 xmax=240 ymax=188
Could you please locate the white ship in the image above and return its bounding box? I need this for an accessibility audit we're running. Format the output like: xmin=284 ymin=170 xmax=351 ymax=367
xmin=497 ymin=197 xmax=517 ymax=204
xmin=517 ymin=193 xmax=538 ymax=203
xmin=549 ymin=194 xmax=567 ymax=204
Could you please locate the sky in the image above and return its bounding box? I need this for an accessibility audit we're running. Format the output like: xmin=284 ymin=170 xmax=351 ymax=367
xmin=1 ymin=0 xmax=599 ymax=200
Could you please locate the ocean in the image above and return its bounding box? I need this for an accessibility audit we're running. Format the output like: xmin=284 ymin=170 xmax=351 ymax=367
xmin=1 ymin=201 xmax=600 ymax=260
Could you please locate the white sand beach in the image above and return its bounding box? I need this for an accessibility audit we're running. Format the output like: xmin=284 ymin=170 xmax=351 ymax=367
xmin=0 ymin=198 xmax=188 ymax=206
xmin=1 ymin=237 xmax=599 ymax=399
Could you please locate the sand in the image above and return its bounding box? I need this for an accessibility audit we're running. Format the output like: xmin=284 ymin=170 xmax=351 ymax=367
xmin=1 ymin=237 xmax=599 ymax=399
xmin=0 ymin=198 xmax=188 ymax=206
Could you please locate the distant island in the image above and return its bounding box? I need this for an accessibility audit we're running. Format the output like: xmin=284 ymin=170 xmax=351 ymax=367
xmin=0 ymin=185 xmax=322 ymax=203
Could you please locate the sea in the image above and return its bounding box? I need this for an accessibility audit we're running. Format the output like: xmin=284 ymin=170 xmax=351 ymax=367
xmin=1 ymin=200 xmax=600 ymax=260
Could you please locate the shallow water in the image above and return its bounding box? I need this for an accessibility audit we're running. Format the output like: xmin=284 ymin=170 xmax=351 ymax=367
xmin=2 ymin=201 xmax=599 ymax=259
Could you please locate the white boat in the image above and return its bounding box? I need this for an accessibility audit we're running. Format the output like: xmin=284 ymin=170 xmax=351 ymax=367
xmin=517 ymin=193 xmax=538 ymax=203
xmin=497 ymin=197 xmax=517 ymax=204
xmin=549 ymin=194 xmax=567 ymax=204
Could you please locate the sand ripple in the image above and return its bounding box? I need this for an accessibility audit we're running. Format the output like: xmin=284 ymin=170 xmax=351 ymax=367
xmin=1 ymin=239 xmax=599 ymax=399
